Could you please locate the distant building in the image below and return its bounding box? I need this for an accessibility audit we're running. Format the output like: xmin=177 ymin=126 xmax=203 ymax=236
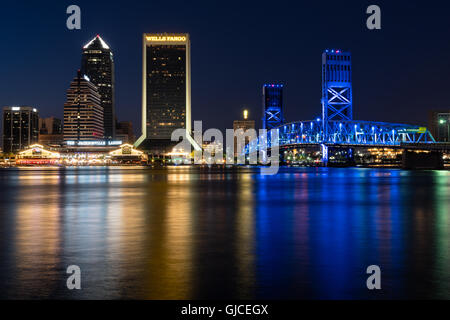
xmin=39 ymin=117 xmax=64 ymax=146
xmin=135 ymin=33 xmax=195 ymax=154
xmin=63 ymin=71 xmax=103 ymax=142
xmin=321 ymin=49 xmax=352 ymax=123
xmin=81 ymin=35 xmax=115 ymax=139
xmin=428 ymin=110 xmax=450 ymax=142
xmin=2 ymin=106 xmax=39 ymax=153
xmin=39 ymin=117 xmax=62 ymax=134
xmin=262 ymin=84 xmax=284 ymax=130
xmin=233 ymin=109 xmax=255 ymax=157
xmin=115 ymin=120 xmax=135 ymax=144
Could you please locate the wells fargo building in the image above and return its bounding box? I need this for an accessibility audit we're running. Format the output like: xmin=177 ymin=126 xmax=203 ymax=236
xmin=135 ymin=33 xmax=192 ymax=153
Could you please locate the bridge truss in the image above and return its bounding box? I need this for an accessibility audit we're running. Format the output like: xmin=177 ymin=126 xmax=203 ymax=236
xmin=245 ymin=120 xmax=436 ymax=154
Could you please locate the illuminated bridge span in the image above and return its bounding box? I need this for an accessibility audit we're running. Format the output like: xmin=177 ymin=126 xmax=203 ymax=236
xmin=245 ymin=50 xmax=447 ymax=169
xmin=245 ymin=120 xmax=435 ymax=154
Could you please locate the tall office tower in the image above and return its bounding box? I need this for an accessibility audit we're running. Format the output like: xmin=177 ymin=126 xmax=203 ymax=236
xmin=321 ymin=49 xmax=352 ymax=125
xmin=63 ymin=71 xmax=103 ymax=141
xmin=2 ymin=106 xmax=39 ymax=153
xmin=262 ymin=84 xmax=284 ymax=130
xmin=428 ymin=110 xmax=450 ymax=142
xmin=81 ymin=35 xmax=115 ymax=139
xmin=135 ymin=33 xmax=193 ymax=153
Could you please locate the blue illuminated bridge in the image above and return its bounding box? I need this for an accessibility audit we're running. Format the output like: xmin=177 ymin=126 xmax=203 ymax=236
xmin=245 ymin=50 xmax=449 ymax=168
xmin=246 ymin=119 xmax=435 ymax=154
xmin=243 ymin=119 xmax=450 ymax=169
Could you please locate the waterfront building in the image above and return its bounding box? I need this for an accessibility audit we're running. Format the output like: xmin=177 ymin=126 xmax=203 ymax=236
xmin=109 ymin=144 xmax=147 ymax=164
xmin=63 ymin=71 xmax=104 ymax=142
xmin=81 ymin=35 xmax=115 ymax=139
xmin=2 ymin=106 xmax=39 ymax=153
xmin=428 ymin=110 xmax=450 ymax=142
xmin=262 ymin=84 xmax=284 ymax=130
xmin=16 ymin=144 xmax=61 ymax=165
xmin=135 ymin=33 xmax=197 ymax=154
xmin=321 ymin=49 xmax=353 ymax=123
xmin=233 ymin=109 xmax=256 ymax=157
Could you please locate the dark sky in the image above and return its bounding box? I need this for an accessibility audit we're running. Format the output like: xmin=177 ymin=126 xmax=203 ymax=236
xmin=1 ymin=0 xmax=450 ymax=135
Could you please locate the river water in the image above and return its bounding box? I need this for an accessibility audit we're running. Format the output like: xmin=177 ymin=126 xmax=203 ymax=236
xmin=0 ymin=166 xmax=449 ymax=299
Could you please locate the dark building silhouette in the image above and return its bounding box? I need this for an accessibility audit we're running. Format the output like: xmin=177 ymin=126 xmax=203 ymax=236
xmin=63 ymin=71 xmax=103 ymax=141
xmin=428 ymin=110 xmax=450 ymax=142
xmin=81 ymin=35 xmax=115 ymax=139
xmin=39 ymin=117 xmax=62 ymax=134
xmin=262 ymin=84 xmax=284 ymax=130
xmin=39 ymin=117 xmax=63 ymax=146
xmin=116 ymin=120 xmax=135 ymax=144
xmin=2 ymin=106 xmax=39 ymax=153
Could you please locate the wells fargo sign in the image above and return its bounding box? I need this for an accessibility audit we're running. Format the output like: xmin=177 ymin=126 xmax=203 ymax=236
xmin=146 ymin=35 xmax=187 ymax=42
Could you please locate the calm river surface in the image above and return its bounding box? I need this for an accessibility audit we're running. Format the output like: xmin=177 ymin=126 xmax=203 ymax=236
xmin=0 ymin=166 xmax=449 ymax=299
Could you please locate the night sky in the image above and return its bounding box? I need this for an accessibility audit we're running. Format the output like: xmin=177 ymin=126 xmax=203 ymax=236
xmin=1 ymin=0 xmax=450 ymax=135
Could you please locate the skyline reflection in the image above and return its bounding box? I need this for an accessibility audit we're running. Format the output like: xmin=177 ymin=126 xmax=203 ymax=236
xmin=0 ymin=167 xmax=449 ymax=299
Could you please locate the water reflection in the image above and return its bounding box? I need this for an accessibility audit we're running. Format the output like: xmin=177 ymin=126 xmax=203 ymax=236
xmin=0 ymin=167 xmax=449 ymax=299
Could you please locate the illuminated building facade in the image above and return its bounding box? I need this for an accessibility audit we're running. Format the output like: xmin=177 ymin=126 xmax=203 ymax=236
xmin=428 ymin=110 xmax=450 ymax=142
xmin=135 ymin=33 xmax=193 ymax=153
xmin=109 ymin=144 xmax=147 ymax=163
xmin=321 ymin=49 xmax=352 ymax=126
xmin=262 ymin=84 xmax=284 ymax=130
xmin=233 ymin=109 xmax=255 ymax=156
xmin=63 ymin=71 xmax=103 ymax=141
xmin=81 ymin=35 xmax=115 ymax=139
xmin=2 ymin=106 xmax=39 ymax=153
xmin=16 ymin=144 xmax=61 ymax=165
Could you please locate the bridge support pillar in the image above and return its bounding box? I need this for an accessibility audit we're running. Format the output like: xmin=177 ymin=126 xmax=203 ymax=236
xmin=321 ymin=144 xmax=329 ymax=166
xmin=402 ymin=150 xmax=444 ymax=170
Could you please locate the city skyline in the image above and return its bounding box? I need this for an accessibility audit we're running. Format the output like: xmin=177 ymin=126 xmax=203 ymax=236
xmin=1 ymin=1 xmax=450 ymax=305
xmin=1 ymin=1 xmax=450 ymax=137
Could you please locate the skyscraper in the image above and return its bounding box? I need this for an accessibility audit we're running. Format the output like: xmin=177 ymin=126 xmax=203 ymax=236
xmin=135 ymin=33 xmax=194 ymax=154
xmin=262 ymin=84 xmax=284 ymax=130
xmin=2 ymin=106 xmax=39 ymax=153
xmin=63 ymin=71 xmax=103 ymax=141
xmin=321 ymin=49 xmax=352 ymax=123
xmin=81 ymin=35 xmax=115 ymax=139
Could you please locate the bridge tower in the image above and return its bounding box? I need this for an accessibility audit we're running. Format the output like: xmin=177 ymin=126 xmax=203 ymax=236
xmin=321 ymin=50 xmax=353 ymax=136
xmin=262 ymin=84 xmax=284 ymax=130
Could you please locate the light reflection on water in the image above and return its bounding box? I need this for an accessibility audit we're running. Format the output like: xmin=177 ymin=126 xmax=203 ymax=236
xmin=0 ymin=166 xmax=449 ymax=299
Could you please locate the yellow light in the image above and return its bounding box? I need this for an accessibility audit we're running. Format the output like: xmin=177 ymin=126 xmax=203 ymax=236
xmin=146 ymin=35 xmax=187 ymax=42
xmin=243 ymin=109 xmax=248 ymax=120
